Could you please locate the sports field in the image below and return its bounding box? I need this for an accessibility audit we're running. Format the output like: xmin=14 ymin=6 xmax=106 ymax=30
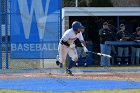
xmin=0 ymin=67 xmax=140 ymax=93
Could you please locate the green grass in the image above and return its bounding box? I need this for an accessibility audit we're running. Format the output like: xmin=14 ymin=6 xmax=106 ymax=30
xmin=72 ymin=66 xmax=140 ymax=70
xmin=0 ymin=89 xmax=45 ymax=93
xmin=0 ymin=66 xmax=140 ymax=74
xmin=66 ymin=89 xmax=140 ymax=93
xmin=0 ymin=89 xmax=140 ymax=93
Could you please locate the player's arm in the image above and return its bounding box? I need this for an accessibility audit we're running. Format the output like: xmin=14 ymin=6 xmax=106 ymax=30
xmin=78 ymin=32 xmax=88 ymax=52
xmin=81 ymin=43 xmax=88 ymax=52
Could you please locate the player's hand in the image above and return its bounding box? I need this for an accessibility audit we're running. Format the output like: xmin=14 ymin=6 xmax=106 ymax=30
xmin=83 ymin=46 xmax=88 ymax=52
xmin=70 ymin=44 xmax=75 ymax=49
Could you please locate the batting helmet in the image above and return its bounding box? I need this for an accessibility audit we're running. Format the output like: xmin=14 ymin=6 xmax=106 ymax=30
xmin=72 ymin=21 xmax=85 ymax=31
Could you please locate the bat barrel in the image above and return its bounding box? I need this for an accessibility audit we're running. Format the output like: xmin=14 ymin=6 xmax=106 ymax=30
xmin=88 ymin=51 xmax=112 ymax=58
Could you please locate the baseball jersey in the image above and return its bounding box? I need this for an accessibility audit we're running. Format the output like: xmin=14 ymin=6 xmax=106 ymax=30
xmin=61 ymin=28 xmax=84 ymax=44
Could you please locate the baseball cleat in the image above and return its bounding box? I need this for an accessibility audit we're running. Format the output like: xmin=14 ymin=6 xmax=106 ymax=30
xmin=66 ymin=69 xmax=73 ymax=76
xmin=56 ymin=55 xmax=60 ymax=66
xmin=84 ymin=63 xmax=88 ymax=67
xmin=56 ymin=61 xmax=60 ymax=66
xmin=118 ymin=62 xmax=121 ymax=66
xmin=126 ymin=62 xmax=129 ymax=65
xmin=75 ymin=63 xmax=78 ymax=67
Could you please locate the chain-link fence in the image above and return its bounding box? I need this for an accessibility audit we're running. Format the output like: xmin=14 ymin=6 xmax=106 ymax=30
xmin=1 ymin=0 xmax=8 ymax=69
xmin=62 ymin=0 xmax=140 ymax=7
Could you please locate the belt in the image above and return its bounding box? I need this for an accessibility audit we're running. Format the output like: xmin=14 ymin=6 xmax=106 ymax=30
xmin=60 ymin=40 xmax=70 ymax=47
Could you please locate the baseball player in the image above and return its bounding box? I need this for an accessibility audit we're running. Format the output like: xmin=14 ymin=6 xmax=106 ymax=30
xmin=56 ymin=21 xmax=88 ymax=75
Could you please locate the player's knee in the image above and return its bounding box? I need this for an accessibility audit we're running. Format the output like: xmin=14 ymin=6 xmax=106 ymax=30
xmin=72 ymin=56 xmax=78 ymax=62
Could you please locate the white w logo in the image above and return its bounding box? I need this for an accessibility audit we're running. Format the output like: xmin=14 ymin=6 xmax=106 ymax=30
xmin=18 ymin=0 xmax=50 ymax=39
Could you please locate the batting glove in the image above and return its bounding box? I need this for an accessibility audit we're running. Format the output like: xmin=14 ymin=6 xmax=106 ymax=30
xmin=70 ymin=44 xmax=75 ymax=49
xmin=83 ymin=46 xmax=88 ymax=52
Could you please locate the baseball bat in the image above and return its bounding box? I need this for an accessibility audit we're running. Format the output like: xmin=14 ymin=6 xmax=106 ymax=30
xmin=87 ymin=51 xmax=112 ymax=58
xmin=80 ymin=43 xmax=112 ymax=58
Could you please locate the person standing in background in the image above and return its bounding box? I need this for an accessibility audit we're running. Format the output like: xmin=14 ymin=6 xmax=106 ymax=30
xmin=116 ymin=24 xmax=130 ymax=65
xmin=99 ymin=22 xmax=114 ymax=66
xmin=74 ymin=38 xmax=88 ymax=67
xmin=130 ymin=27 xmax=140 ymax=65
xmin=108 ymin=23 xmax=117 ymax=65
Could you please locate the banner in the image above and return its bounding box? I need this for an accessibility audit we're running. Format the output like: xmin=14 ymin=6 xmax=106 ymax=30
xmin=10 ymin=0 xmax=61 ymax=58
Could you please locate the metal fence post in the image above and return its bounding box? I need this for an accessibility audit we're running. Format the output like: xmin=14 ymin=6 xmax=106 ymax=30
xmin=0 ymin=1 xmax=2 ymax=69
xmin=117 ymin=16 xmax=120 ymax=30
xmin=5 ymin=0 xmax=9 ymax=69
xmin=75 ymin=0 xmax=78 ymax=7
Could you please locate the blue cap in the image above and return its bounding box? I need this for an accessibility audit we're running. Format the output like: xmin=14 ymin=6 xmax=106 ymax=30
xmin=72 ymin=21 xmax=85 ymax=31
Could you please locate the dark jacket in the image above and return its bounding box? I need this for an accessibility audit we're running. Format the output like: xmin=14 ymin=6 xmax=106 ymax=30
xmin=129 ymin=32 xmax=140 ymax=48
xmin=129 ymin=32 xmax=140 ymax=41
xmin=116 ymin=30 xmax=130 ymax=41
xmin=116 ymin=30 xmax=130 ymax=47
xmin=99 ymin=28 xmax=114 ymax=44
